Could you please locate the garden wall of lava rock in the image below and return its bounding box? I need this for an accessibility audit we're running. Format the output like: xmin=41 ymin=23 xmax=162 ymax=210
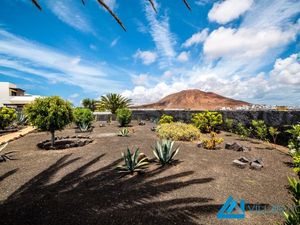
xmin=37 ymin=136 xmax=93 ymax=150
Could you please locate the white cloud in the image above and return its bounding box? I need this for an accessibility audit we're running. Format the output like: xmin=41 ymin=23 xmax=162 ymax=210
xmin=195 ymin=0 xmax=212 ymax=6
xmin=203 ymin=26 xmax=296 ymax=60
xmin=270 ymin=53 xmax=300 ymax=85
xmin=208 ymin=0 xmax=253 ymax=24
xmin=110 ymin=37 xmax=120 ymax=47
xmin=103 ymin=0 xmax=117 ymax=10
xmin=131 ymin=73 xmax=150 ymax=86
xmin=182 ymin=28 xmax=208 ymax=48
xmin=69 ymin=93 xmax=80 ymax=98
xmin=46 ymin=0 xmax=93 ymax=32
xmin=144 ymin=1 xmax=176 ymax=64
xmin=0 ymin=29 xmax=124 ymax=93
xmin=134 ymin=49 xmax=157 ymax=65
xmin=177 ymin=51 xmax=189 ymax=62
xmin=122 ymin=82 xmax=188 ymax=105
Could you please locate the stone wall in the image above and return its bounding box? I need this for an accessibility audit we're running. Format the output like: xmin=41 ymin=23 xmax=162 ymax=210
xmin=95 ymin=110 xmax=300 ymax=127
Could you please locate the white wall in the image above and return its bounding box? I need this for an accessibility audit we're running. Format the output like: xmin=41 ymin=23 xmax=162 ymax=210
xmin=0 ymin=82 xmax=10 ymax=107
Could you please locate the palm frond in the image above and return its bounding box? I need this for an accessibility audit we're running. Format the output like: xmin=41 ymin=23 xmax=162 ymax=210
xmin=148 ymin=0 xmax=157 ymax=13
xmin=31 ymin=0 xmax=42 ymax=10
xmin=97 ymin=0 xmax=126 ymax=31
xmin=182 ymin=0 xmax=191 ymax=11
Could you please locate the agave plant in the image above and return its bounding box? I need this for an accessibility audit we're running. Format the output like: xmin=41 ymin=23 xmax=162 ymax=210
xmin=117 ymin=148 xmax=149 ymax=174
xmin=16 ymin=111 xmax=27 ymax=126
xmin=153 ymin=139 xmax=180 ymax=166
xmin=31 ymin=0 xmax=191 ymax=31
xmin=79 ymin=122 xmax=90 ymax=132
xmin=118 ymin=128 xmax=129 ymax=137
xmin=0 ymin=142 xmax=14 ymax=162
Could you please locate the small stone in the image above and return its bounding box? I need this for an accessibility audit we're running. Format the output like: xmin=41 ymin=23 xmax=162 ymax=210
xmin=233 ymin=159 xmax=247 ymax=168
xmin=250 ymin=161 xmax=263 ymax=170
xmin=197 ymin=142 xmax=203 ymax=148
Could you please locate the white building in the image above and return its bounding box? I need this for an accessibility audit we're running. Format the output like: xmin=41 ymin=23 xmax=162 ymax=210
xmin=0 ymin=82 xmax=41 ymax=109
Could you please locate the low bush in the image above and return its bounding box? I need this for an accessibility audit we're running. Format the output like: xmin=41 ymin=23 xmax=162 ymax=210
xmin=251 ymin=120 xmax=268 ymax=141
xmin=73 ymin=107 xmax=94 ymax=128
xmin=156 ymin=122 xmax=201 ymax=141
xmin=287 ymin=124 xmax=300 ymax=154
xmin=236 ymin=122 xmax=251 ymax=140
xmin=116 ymin=108 xmax=132 ymax=127
xmin=158 ymin=114 xmax=173 ymax=124
xmin=0 ymin=107 xmax=17 ymax=130
xmin=202 ymin=132 xmax=224 ymax=150
xmin=191 ymin=111 xmax=222 ymax=133
xmin=224 ymin=118 xmax=234 ymax=132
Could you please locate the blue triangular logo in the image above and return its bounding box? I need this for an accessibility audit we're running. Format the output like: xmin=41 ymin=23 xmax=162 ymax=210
xmin=217 ymin=196 xmax=245 ymax=219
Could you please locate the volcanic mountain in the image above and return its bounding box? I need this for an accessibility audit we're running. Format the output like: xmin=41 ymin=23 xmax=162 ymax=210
xmin=133 ymin=89 xmax=251 ymax=110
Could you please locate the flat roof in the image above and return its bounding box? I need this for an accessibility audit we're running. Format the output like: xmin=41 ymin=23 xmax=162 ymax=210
xmin=10 ymin=87 xmax=25 ymax=92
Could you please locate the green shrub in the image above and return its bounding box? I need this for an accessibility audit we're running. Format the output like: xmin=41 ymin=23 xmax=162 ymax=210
xmin=158 ymin=114 xmax=174 ymax=124
xmin=73 ymin=107 xmax=94 ymax=127
xmin=202 ymin=132 xmax=224 ymax=150
xmin=117 ymin=148 xmax=149 ymax=174
xmin=156 ymin=122 xmax=201 ymax=141
xmin=24 ymin=96 xmax=73 ymax=147
xmin=282 ymin=177 xmax=300 ymax=225
xmin=236 ymin=122 xmax=251 ymax=140
xmin=116 ymin=108 xmax=132 ymax=127
xmin=251 ymin=120 xmax=268 ymax=141
xmin=224 ymin=118 xmax=234 ymax=132
xmin=269 ymin=127 xmax=280 ymax=144
xmin=0 ymin=107 xmax=17 ymax=130
xmin=191 ymin=111 xmax=222 ymax=133
xmin=292 ymin=152 xmax=300 ymax=175
xmin=153 ymin=139 xmax=179 ymax=165
xmin=287 ymin=124 xmax=300 ymax=154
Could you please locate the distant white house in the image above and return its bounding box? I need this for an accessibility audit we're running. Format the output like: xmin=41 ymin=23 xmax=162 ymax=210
xmin=0 ymin=82 xmax=41 ymax=109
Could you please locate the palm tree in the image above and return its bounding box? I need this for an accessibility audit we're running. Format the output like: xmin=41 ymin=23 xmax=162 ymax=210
xmin=99 ymin=93 xmax=131 ymax=114
xmin=81 ymin=98 xmax=97 ymax=112
xmin=31 ymin=0 xmax=191 ymax=31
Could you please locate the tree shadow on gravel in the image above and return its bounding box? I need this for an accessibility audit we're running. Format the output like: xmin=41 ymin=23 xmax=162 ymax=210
xmin=0 ymin=168 xmax=19 ymax=182
xmin=0 ymin=154 xmax=268 ymax=225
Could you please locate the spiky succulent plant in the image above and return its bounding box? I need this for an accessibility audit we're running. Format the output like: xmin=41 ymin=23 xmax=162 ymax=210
xmin=117 ymin=148 xmax=149 ymax=174
xmin=0 ymin=142 xmax=13 ymax=162
xmin=118 ymin=128 xmax=129 ymax=137
xmin=153 ymin=139 xmax=179 ymax=165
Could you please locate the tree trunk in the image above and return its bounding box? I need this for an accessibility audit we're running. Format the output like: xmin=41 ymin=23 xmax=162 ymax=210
xmin=51 ymin=130 xmax=55 ymax=147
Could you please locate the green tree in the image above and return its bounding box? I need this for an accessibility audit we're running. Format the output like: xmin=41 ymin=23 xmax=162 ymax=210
xmin=269 ymin=127 xmax=280 ymax=144
xmin=191 ymin=111 xmax=223 ymax=133
xmin=81 ymin=98 xmax=97 ymax=111
xmin=24 ymin=96 xmax=73 ymax=147
xmin=0 ymin=107 xmax=17 ymax=130
xmin=99 ymin=93 xmax=131 ymax=114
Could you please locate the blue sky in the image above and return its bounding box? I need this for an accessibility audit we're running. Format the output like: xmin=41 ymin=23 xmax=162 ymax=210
xmin=0 ymin=0 xmax=299 ymax=106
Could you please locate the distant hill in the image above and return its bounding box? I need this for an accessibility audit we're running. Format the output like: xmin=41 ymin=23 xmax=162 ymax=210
xmin=132 ymin=89 xmax=251 ymax=110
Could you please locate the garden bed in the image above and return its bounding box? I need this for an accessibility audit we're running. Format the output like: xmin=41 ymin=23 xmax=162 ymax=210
xmin=0 ymin=121 xmax=295 ymax=225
